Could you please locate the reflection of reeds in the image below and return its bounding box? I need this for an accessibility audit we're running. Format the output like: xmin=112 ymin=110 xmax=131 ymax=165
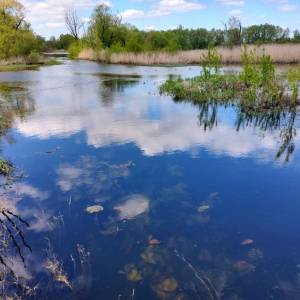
xmin=79 ymin=44 xmax=300 ymax=65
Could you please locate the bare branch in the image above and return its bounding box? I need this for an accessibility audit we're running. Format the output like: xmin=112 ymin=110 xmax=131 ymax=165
xmin=64 ymin=7 xmax=82 ymax=40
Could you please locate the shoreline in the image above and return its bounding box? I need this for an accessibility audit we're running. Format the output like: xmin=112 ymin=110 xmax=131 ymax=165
xmin=78 ymin=44 xmax=300 ymax=66
xmin=0 ymin=57 xmax=63 ymax=72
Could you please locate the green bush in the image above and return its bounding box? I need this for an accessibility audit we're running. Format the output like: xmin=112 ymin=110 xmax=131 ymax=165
xmin=200 ymin=46 xmax=222 ymax=79
xmin=260 ymin=52 xmax=275 ymax=86
xmin=68 ymin=40 xmax=86 ymax=59
xmin=240 ymin=46 xmax=260 ymax=87
xmin=26 ymin=51 xmax=41 ymax=64
xmin=109 ymin=42 xmax=125 ymax=53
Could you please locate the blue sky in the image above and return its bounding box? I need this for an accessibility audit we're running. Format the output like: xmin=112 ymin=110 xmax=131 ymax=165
xmin=21 ymin=0 xmax=300 ymax=38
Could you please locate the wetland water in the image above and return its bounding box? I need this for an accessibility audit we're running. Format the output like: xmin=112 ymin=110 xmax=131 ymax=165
xmin=0 ymin=60 xmax=300 ymax=299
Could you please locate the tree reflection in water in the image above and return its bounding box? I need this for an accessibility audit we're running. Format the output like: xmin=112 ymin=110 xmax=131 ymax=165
xmin=187 ymin=99 xmax=298 ymax=162
xmin=0 ymin=84 xmax=34 ymax=297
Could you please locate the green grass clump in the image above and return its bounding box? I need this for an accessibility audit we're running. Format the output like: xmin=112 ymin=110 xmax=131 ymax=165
xmin=0 ymin=159 xmax=11 ymax=175
xmin=0 ymin=57 xmax=62 ymax=72
xmin=287 ymin=68 xmax=300 ymax=102
xmin=0 ymin=116 xmax=10 ymax=134
xmin=0 ymin=64 xmax=39 ymax=72
xmin=44 ymin=58 xmax=63 ymax=66
xmin=160 ymin=46 xmax=299 ymax=113
xmin=0 ymin=83 xmax=26 ymax=93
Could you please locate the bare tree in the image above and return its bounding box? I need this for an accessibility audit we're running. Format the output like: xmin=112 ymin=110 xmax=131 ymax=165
xmin=64 ymin=7 xmax=82 ymax=40
xmin=223 ymin=16 xmax=242 ymax=47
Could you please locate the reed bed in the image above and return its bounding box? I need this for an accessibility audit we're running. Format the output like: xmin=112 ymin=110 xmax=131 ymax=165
xmin=78 ymin=44 xmax=300 ymax=65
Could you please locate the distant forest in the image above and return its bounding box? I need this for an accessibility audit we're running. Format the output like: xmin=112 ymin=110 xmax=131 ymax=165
xmin=1 ymin=1 xmax=300 ymax=61
xmin=63 ymin=4 xmax=300 ymax=57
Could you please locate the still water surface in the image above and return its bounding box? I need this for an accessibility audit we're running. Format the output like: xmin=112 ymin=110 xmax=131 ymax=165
xmin=0 ymin=60 xmax=300 ymax=299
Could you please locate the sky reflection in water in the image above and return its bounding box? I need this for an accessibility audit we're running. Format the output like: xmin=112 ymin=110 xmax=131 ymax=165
xmin=0 ymin=61 xmax=300 ymax=299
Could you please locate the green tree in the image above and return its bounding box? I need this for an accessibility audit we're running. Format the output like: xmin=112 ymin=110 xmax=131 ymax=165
xmin=224 ymin=17 xmax=242 ymax=46
xmin=88 ymin=4 xmax=122 ymax=49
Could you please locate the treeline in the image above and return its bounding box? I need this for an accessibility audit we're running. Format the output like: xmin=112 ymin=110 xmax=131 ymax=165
xmin=2 ymin=1 xmax=300 ymax=61
xmin=0 ymin=0 xmax=42 ymax=59
xmin=67 ymin=4 xmax=300 ymax=57
xmin=0 ymin=0 xmax=75 ymax=61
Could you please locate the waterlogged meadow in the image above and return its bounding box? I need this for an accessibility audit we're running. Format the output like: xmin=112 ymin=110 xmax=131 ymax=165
xmin=0 ymin=61 xmax=300 ymax=299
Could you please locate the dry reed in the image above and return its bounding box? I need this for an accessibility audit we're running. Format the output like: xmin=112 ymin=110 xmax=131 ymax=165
xmin=78 ymin=44 xmax=300 ymax=65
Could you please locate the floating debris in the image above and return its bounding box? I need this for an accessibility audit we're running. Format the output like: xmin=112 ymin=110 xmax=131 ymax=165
xmin=198 ymin=192 xmax=220 ymax=214
xmin=45 ymin=257 xmax=72 ymax=289
xmin=56 ymin=274 xmax=72 ymax=288
xmin=114 ymin=195 xmax=149 ymax=220
xmin=124 ymin=264 xmax=143 ymax=282
xmin=148 ymin=235 xmax=160 ymax=246
xmin=85 ymin=205 xmax=104 ymax=214
xmin=248 ymin=248 xmax=264 ymax=262
xmin=233 ymin=260 xmax=255 ymax=274
xmin=127 ymin=269 xmax=143 ymax=282
xmin=153 ymin=277 xmax=178 ymax=299
xmin=241 ymin=239 xmax=254 ymax=246
xmin=141 ymin=246 xmax=157 ymax=264
xmin=159 ymin=277 xmax=178 ymax=292
xmin=198 ymin=205 xmax=210 ymax=213
xmin=149 ymin=239 xmax=160 ymax=246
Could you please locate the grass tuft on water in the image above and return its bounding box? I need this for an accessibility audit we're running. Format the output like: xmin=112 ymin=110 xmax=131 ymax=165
xmin=0 ymin=58 xmax=62 ymax=72
xmin=160 ymin=45 xmax=300 ymax=113
xmin=0 ymin=159 xmax=11 ymax=175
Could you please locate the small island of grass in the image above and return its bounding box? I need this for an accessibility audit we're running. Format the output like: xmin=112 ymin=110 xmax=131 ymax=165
xmin=160 ymin=46 xmax=300 ymax=114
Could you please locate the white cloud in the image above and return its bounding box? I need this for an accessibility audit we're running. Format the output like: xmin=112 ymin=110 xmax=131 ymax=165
xmin=218 ymin=0 xmax=245 ymax=6
xmin=278 ymin=3 xmax=298 ymax=11
xmin=21 ymin=0 xmax=111 ymax=36
xmin=14 ymin=183 xmax=49 ymax=200
xmin=120 ymin=0 xmax=206 ymax=20
xmin=14 ymin=70 xmax=292 ymax=160
xmin=230 ymin=9 xmax=243 ymax=16
xmin=146 ymin=25 xmax=157 ymax=31
xmin=120 ymin=9 xmax=145 ymax=20
xmin=114 ymin=195 xmax=149 ymax=220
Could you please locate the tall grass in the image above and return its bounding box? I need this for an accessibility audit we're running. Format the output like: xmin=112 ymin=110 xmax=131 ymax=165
xmin=78 ymin=43 xmax=300 ymax=65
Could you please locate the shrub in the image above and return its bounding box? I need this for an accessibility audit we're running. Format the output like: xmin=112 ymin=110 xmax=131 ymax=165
xmin=240 ymin=45 xmax=260 ymax=87
xmin=200 ymin=46 xmax=222 ymax=79
xmin=26 ymin=51 xmax=41 ymax=64
xmin=68 ymin=40 xmax=87 ymax=59
xmin=260 ymin=52 xmax=275 ymax=86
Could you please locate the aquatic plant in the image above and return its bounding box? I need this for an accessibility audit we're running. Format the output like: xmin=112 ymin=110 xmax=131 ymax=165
xmin=0 ymin=159 xmax=11 ymax=175
xmin=161 ymin=45 xmax=300 ymax=114
xmin=240 ymin=45 xmax=259 ymax=87
xmin=260 ymin=52 xmax=275 ymax=86
xmin=200 ymin=46 xmax=222 ymax=79
xmin=287 ymin=68 xmax=300 ymax=102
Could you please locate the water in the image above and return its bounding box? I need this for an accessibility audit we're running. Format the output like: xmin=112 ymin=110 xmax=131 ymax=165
xmin=0 ymin=60 xmax=300 ymax=299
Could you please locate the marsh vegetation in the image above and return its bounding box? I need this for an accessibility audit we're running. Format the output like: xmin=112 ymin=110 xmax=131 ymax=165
xmin=161 ymin=46 xmax=300 ymax=110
